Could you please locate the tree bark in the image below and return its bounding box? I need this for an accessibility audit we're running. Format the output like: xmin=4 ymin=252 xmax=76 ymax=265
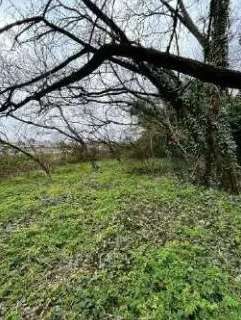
xmin=202 ymin=0 xmax=241 ymax=193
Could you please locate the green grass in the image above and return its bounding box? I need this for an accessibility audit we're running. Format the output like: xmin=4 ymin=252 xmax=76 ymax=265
xmin=1 ymin=159 xmax=241 ymax=319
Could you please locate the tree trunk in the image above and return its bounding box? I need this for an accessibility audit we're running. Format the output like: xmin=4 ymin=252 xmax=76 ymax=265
xmin=202 ymin=0 xmax=240 ymax=193
xmin=202 ymin=89 xmax=240 ymax=193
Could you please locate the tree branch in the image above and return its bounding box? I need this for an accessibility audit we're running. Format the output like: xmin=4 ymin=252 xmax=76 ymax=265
xmin=2 ymin=43 xmax=241 ymax=112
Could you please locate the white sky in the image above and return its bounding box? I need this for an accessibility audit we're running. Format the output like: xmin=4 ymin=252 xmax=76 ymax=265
xmin=0 ymin=0 xmax=241 ymax=142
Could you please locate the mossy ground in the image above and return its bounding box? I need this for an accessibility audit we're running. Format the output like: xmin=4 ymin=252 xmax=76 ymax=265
xmin=1 ymin=159 xmax=241 ymax=319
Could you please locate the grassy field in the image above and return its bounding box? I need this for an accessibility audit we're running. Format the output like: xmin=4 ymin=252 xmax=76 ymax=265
xmin=1 ymin=159 xmax=241 ymax=319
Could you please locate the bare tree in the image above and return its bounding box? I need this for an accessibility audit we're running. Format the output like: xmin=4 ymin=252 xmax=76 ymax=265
xmin=0 ymin=0 xmax=241 ymax=191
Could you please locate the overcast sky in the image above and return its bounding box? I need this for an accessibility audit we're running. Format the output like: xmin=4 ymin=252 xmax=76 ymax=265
xmin=0 ymin=0 xmax=241 ymax=143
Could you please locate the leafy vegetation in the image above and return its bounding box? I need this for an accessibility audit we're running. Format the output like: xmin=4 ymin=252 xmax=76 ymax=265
xmin=1 ymin=160 xmax=241 ymax=319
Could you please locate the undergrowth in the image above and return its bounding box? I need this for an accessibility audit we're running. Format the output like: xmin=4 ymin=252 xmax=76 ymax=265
xmin=0 ymin=160 xmax=241 ymax=319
